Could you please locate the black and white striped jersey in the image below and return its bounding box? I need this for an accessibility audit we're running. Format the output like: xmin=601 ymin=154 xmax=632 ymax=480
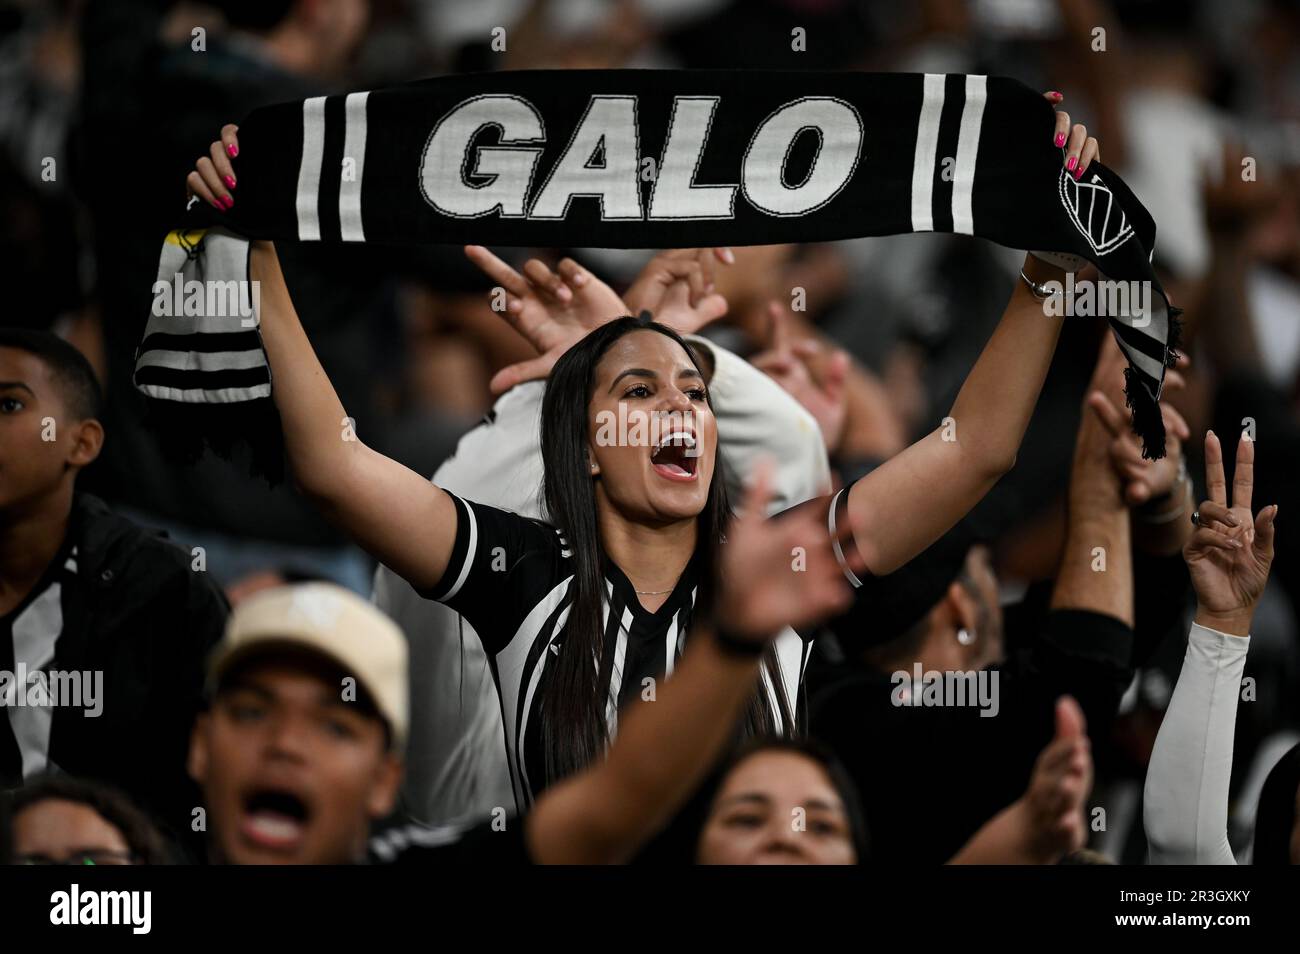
xmin=423 ymin=491 xmax=807 ymax=810
xmin=0 ymin=544 xmax=76 ymax=785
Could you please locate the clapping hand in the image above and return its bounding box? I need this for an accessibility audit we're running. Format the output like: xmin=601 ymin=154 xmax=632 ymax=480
xmin=1022 ymin=697 xmax=1093 ymax=861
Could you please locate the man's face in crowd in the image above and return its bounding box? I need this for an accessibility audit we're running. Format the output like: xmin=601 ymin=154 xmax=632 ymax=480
xmin=188 ymin=650 xmax=402 ymax=865
xmin=586 ymin=330 xmax=717 ymax=526
xmin=0 ymin=347 xmax=99 ymax=515
xmin=696 ymin=750 xmax=857 ymax=865
xmin=11 ymin=798 xmax=135 ymax=866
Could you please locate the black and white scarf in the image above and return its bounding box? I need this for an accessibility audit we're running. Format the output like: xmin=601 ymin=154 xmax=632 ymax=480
xmin=136 ymin=69 xmax=1179 ymax=464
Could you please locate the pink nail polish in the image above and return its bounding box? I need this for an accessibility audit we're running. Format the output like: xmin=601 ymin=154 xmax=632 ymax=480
xmin=1066 ymin=156 xmax=1077 ymax=172
xmin=1048 ymin=91 xmax=1062 ymax=99
xmin=1074 ymin=164 xmax=1084 ymax=180
xmin=221 ymin=195 xmax=234 ymax=210
xmin=227 ymin=143 xmax=239 ymax=158
xmin=223 ymin=175 xmax=236 ymax=190
xmin=1054 ymin=133 xmax=1066 ymax=148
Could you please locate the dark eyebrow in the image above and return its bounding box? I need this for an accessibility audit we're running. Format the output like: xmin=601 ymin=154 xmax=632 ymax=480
xmin=221 ymin=679 xmax=361 ymax=717
xmin=717 ymin=792 xmax=771 ymax=811
xmin=0 ymin=381 xmax=35 ymax=396
xmin=608 ymin=368 xmax=658 ymax=393
xmin=608 ymin=366 xmax=704 ymax=393
xmin=804 ymin=798 xmax=843 ymax=813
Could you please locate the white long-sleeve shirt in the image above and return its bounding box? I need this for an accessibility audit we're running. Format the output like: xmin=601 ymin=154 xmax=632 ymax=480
xmin=1144 ymin=621 xmax=1250 ymax=864
xmin=375 ymin=339 xmax=831 ymax=824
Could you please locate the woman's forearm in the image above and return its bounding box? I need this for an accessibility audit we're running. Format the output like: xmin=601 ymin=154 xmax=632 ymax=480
xmin=948 ymin=800 xmax=1055 ymax=865
xmin=846 ymin=256 xmax=1065 ymax=574
xmin=947 ymin=256 xmax=1067 ymax=474
xmin=1051 ymin=416 xmax=1134 ymax=625
xmin=248 ymin=241 xmax=362 ymax=500
xmin=525 ymin=632 xmax=762 ymax=864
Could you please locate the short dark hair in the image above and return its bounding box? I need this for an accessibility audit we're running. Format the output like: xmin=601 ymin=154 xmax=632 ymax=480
xmin=0 ymin=328 xmax=102 ymax=421
xmin=1 ymin=774 xmax=173 ymax=864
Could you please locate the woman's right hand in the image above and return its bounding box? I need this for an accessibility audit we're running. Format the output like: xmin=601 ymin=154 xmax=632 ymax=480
xmin=186 ymin=124 xmax=241 ymax=211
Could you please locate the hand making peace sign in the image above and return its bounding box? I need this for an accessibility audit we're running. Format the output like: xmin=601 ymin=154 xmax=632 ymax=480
xmin=1185 ymin=430 xmax=1278 ymax=637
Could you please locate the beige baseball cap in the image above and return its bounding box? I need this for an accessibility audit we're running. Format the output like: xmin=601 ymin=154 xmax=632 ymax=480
xmin=209 ymin=582 xmax=408 ymax=750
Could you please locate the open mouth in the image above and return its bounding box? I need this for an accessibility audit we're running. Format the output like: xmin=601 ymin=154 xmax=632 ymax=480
xmin=239 ymin=788 xmax=312 ymax=851
xmin=650 ymin=429 xmax=699 ymax=481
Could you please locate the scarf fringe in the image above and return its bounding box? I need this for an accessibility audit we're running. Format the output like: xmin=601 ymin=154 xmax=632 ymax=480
xmin=1124 ymin=366 xmax=1166 ymax=461
xmin=1165 ymin=302 xmax=1184 ymax=369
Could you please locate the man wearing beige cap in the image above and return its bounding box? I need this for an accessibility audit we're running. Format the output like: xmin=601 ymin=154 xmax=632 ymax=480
xmin=188 ymin=582 xmax=411 ymax=865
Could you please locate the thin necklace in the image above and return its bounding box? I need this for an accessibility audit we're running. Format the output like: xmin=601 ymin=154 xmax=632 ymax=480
xmin=634 ymin=587 xmax=674 ymax=596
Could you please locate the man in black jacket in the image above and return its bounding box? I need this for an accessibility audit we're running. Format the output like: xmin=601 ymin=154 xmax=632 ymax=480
xmin=0 ymin=329 xmax=227 ymax=850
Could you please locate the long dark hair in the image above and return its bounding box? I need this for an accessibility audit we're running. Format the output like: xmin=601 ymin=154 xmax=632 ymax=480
xmin=538 ymin=315 xmax=791 ymax=785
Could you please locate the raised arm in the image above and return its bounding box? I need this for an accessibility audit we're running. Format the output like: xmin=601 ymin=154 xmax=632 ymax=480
xmin=188 ymin=127 xmax=458 ymax=592
xmin=1144 ymin=431 xmax=1276 ymax=864
xmin=844 ymin=96 xmax=1094 ymax=574
xmin=844 ymin=250 xmax=1067 ymax=574
xmin=524 ymin=465 xmax=861 ymax=864
xmin=1049 ymin=336 xmax=1135 ymax=627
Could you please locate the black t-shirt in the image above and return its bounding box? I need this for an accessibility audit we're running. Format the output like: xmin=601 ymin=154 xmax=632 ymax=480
xmin=423 ymin=491 xmax=804 ymax=809
xmin=807 ymin=608 xmax=1133 ymax=863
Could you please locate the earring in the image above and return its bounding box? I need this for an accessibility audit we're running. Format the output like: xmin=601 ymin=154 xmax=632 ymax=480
xmin=956 ymin=628 xmax=976 ymax=646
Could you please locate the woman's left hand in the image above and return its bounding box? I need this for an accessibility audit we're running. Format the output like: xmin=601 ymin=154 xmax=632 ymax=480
xmin=1045 ymin=91 xmax=1099 ymax=181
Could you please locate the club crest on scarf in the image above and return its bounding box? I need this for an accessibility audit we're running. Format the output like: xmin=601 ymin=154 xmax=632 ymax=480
xmin=1058 ymin=168 xmax=1135 ymax=256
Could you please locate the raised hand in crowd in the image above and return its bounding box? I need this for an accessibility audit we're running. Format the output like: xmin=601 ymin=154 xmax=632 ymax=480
xmin=462 ymin=245 xmax=625 ymax=393
xmin=463 ymin=245 xmax=732 ymax=393
xmin=1143 ymin=432 xmax=1278 ymax=864
xmin=750 ymin=303 xmax=850 ymax=455
xmin=950 ymin=697 xmax=1093 ymax=864
xmin=1083 ymin=335 xmax=1193 ymax=555
xmin=1185 ymin=431 xmax=1277 ymax=637
xmin=622 ymin=247 xmax=732 ymax=333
